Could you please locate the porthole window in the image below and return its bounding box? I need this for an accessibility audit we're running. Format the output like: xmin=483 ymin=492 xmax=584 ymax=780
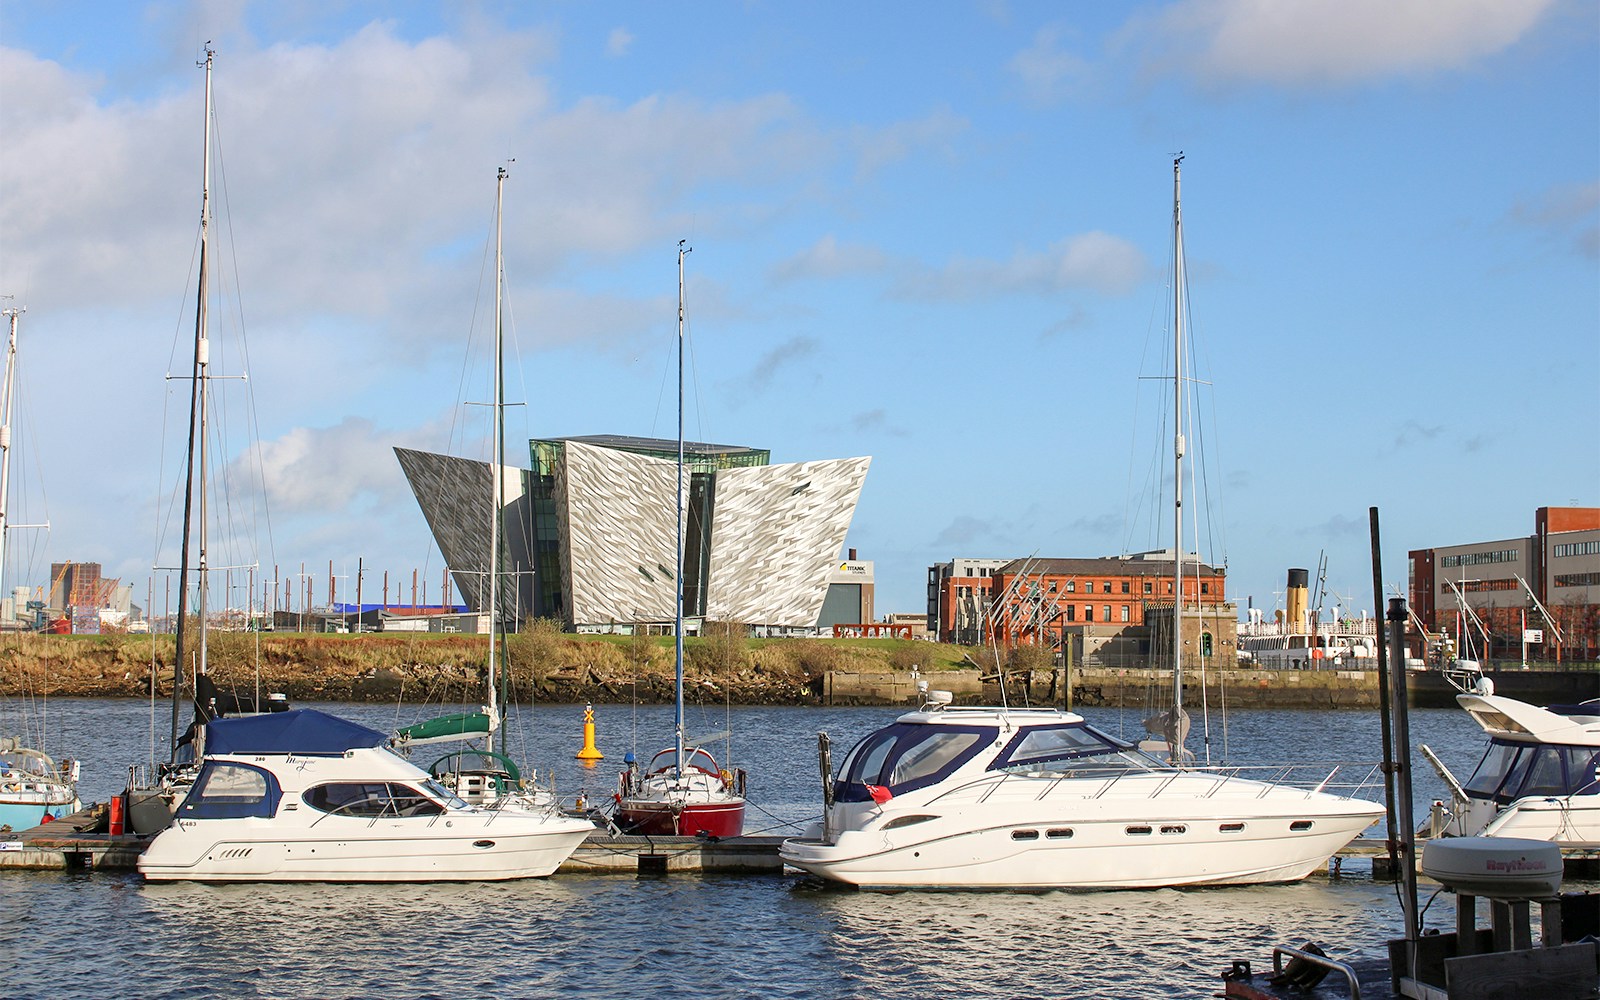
xmin=1126 ymin=825 xmax=1153 ymax=836
xmin=1160 ymin=824 xmax=1186 ymax=835
xmin=1220 ymin=822 xmax=1245 ymax=833
xmin=1012 ymin=829 xmax=1040 ymax=840
xmin=1046 ymin=828 xmax=1074 ymax=839
xmin=1290 ymin=820 xmax=1313 ymax=832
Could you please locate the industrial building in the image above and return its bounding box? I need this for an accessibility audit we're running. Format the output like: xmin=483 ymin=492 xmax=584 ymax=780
xmin=398 ymin=434 xmax=871 ymax=633
xmin=927 ymin=551 xmax=1236 ymax=668
xmin=1408 ymin=505 xmax=1600 ymax=663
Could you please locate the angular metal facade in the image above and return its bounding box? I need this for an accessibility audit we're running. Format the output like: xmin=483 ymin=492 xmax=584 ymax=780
xmin=394 ymin=447 xmax=532 ymax=620
xmin=704 ymin=457 xmax=871 ymax=625
xmin=400 ymin=440 xmax=870 ymax=630
xmin=554 ymin=440 xmax=680 ymax=626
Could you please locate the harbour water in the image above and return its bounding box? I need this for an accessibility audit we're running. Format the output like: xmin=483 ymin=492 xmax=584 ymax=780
xmin=0 ymin=697 xmax=1526 ymax=998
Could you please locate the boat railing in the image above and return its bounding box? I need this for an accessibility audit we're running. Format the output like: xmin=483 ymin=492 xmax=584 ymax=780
xmin=983 ymin=761 xmax=1385 ymax=804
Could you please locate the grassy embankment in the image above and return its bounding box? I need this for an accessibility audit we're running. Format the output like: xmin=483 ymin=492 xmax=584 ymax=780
xmin=0 ymin=624 xmax=982 ymax=706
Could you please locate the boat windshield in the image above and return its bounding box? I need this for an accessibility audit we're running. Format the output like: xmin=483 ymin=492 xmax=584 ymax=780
xmin=834 ymin=722 xmax=997 ymax=802
xmin=179 ymin=760 xmax=282 ymax=820
xmin=1464 ymin=738 xmax=1600 ymax=802
xmin=988 ymin=722 xmax=1158 ymax=775
xmin=0 ymin=749 xmax=52 ymax=777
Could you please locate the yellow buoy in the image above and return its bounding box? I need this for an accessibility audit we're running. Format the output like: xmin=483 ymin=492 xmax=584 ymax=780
xmin=575 ymin=702 xmax=604 ymax=762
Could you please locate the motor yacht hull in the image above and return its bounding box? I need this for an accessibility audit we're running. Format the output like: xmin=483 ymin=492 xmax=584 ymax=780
xmin=139 ymin=813 xmax=594 ymax=882
xmin=781 ymin=800 xmax=1381 ymax=890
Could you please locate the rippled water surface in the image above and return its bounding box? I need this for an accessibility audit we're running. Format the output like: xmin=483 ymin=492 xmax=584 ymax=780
xmin=0 ymin=698 xmax=1508 ymax=999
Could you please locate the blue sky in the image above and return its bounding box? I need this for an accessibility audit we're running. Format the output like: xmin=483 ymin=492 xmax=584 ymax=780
xmin=0 ymin=1 xmax=1595 ymax=621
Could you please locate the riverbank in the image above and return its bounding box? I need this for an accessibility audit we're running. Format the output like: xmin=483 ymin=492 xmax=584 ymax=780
xmin=0 ymin=631 xmax=1593 ymax=708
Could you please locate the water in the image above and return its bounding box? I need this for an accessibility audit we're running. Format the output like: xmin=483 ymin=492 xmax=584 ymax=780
xmin=0 ymin=698 xmax=1506 ymax=999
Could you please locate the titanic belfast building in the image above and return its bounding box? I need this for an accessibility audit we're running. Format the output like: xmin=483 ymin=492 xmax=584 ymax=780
xmin=396 ymin=435 xmax=870 ymax=631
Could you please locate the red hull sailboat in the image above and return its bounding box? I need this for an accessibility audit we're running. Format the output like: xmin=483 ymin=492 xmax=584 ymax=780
xmin=612 ymin=242 xmax=746 ymax=840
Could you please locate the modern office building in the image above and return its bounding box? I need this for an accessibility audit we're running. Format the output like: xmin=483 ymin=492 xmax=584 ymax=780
xmin=1408 ymin=506 xmax=1600 ymax=662
xmin=398 ymin=434 xmax=870 ymax=632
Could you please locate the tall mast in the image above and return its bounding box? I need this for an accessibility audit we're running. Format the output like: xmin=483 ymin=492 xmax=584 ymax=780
xmin=487 ymin=165 xmax=506 ymax=751
xmin=0 ymin=305 xmax=19 ymax=596
xmin=1171 ymin=154 xmax=1186 ymax=761
xmin=675 ymin=239 xmax=690 ymax=777
xmin=171 ymin=45 xmax=214 ymax=759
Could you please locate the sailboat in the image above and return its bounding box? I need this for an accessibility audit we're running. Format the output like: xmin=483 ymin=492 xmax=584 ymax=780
xmin=0 ymin=303 xmax=80 ymax=833
xmin=126 ymin=46 xmax=287 ymax=837
xmin=779 ymin=158 xmax=1383 ymax=889
xmin=393 ymin=166 xmax=552 ymax=812
xmin=613 ymin=242 xmax=746 ymax=839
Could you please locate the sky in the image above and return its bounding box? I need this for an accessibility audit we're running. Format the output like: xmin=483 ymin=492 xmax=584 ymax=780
xmin=0 ymin=1 xmax=1595 ymax=623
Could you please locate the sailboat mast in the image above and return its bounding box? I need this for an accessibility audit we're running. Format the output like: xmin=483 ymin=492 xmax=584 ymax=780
xmin=487 ymin=165 xmax=506 ymax=752
xmin=675 ymin=240 xmax=690 ymax=777
xmin=171 ymin=45 xmax=214 ymax=759
xmin=1171 ymin=154 xmax=1185 ymax=745
xmin=0 ymin=306 xmax=18 ymax=596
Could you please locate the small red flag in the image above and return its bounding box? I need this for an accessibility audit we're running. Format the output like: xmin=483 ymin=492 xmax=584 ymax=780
xmin=866 ymin=784 xmax=893 ymax=805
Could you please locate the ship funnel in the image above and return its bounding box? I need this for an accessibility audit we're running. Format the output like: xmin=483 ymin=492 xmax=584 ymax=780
xmin=1286 ymin=568 xmax=1309 ymax=634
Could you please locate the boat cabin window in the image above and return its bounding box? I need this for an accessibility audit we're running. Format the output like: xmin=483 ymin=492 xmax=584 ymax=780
xmin=303 ymin=781 xmax=445 ymax=818
xmin=1464 ymin=739 xmax=1600 ymax=802
xmin=834 ymin=723 xmax=997 ymax=802
xmin=988 ymin=723 xmax=1150 ymax=774
xmin=179 ymin=761 xmax=282 ymax=820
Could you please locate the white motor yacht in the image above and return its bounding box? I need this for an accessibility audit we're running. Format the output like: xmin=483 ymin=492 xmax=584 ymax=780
xmin=1422 ymin=693 xmax=1600 ymax=848
xmin=138 ymin=709 xmax=595 ymax=883
xmin=779 ymin=693 xmax=1383 ymax=890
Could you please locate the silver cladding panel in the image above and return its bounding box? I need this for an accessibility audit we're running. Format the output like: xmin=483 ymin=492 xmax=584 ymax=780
xmin=556 ymin=440 xmax=681 ymax=625
xmin=394 ymin=447 xmax=528 ymax=616
xmin=705 ymin=457 xmax=870 ymax=626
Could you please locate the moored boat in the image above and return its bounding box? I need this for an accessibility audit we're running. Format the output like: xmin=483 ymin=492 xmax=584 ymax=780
xmin=779 ymin=692 xmax=1382 ymax=889
xmin=612 ymin=242 xmax=746 ymax=839
xmin=0 ymin=306 xmax=81 ymax=833
xmin=0 ymin=739 xmax=78 ymax=833
xmin=782 ymin=157 xmax=1383 ymax=889
xmin=138 ymin=708 xmax=594 ymax=882
xmin=1420 ymin=692 xmax=1600 ymax=848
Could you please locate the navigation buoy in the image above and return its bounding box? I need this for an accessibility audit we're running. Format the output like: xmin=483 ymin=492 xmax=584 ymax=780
xmin=575 ymin=703 xmax=604 ymax=762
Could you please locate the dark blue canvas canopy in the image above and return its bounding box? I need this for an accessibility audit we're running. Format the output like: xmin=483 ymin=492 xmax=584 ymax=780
xmin=204 ymin=708 xmax=390 ymax=755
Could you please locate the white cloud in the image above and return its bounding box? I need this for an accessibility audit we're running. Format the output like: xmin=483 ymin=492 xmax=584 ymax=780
xmin=770 ymin=235 xmax=891 ymax=282
xmin=893 ymin=230 xmax=1148 ymax=300
xmin=229 ymin=416 xmax=423 ymax=515
xmin=1008 ymin=24 xmax=1094 ymax=103
xmin=850 ymin=108 xmax=967 ymax=177
xmin=1509 ymin=179 xmax=1600 ymax=259
xmin=606 ymin=27 xmax=634 ymax=57
xmin=1134 ymin=0 xmax=1556 ymax=86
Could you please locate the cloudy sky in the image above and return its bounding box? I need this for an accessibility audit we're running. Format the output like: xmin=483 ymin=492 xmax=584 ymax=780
xmin=0 ymin=1 xmax=1595 ymax=621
